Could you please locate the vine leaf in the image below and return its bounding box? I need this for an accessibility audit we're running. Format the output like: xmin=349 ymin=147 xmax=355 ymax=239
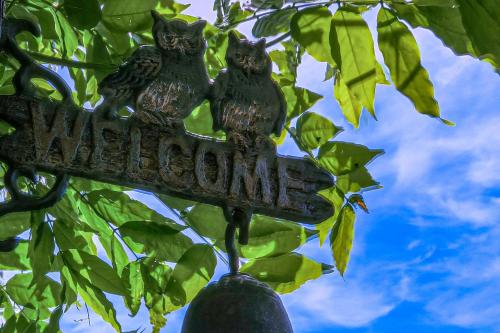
xmin=296 ymin=112 xmax=343 ymax=150
xmin=291 ymin=7 xmax=336 ymax=65
xmin=61 ymin=250 xmax=126 ymax=296
xmin=318 ymin=141 xmax=384 ymax=176
xmin=0 ymin=240 xmax=30 ymax=270
xmin=330 ymin=204 xmax=356 ymax=276
xmin=122 ymin=261 xmax=145 ymax=316
xmin=102 ymin=0 xmax=159 ymax=33
xmin=235 ymin=215 xmax=318 ymax=259
xmin=253 ymin=8 xmax=297 ymax=38
xmin=120 ymin=221 xmax=193 ymax=262
xmin=29 ymin=211 xmax=54 ymax=283
xmin=241 ymin=252 xmax=333 ymax=294
xmin=394 ymin=1 xmax=499 ymax=69
xmin=0 ymin=211 xmax=31 ymax=239
xmin=6 ymin=273 xmax=61 ymax=320
xmin=336 ymin=166 xmax=381 ymax=194
xmin=185 ymin=203 xmax=227 ymax=240
xmin=167 ymin=244 xmax=216 ymax=306
xmin=331 ymin=8 xmax=377 ymax=118
xmin=282 ymin=85 xmax=323 ymax=119
xmin=74 ymin=274 xmax=122 ymax=332
xmin=377 ymin=8 xmax=452 ymax=125
xmin=87 ymin=189 xmax=185 ymax=230
xmin=64 ymin=0 xmax=101 ymax=30
xmin=316 ymin=187 xmax=344 ymax=246
xmin=455 ymin=0 xmax=500 ymax=68
xmin=334 ymin=72 xmax=363 ymax=128
xmin=43 ymin=283 xmax=66 ymax=333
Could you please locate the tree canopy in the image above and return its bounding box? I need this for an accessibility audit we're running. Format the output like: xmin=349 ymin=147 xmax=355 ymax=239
xmin=0 ymin=0 xmax=498 ymax=332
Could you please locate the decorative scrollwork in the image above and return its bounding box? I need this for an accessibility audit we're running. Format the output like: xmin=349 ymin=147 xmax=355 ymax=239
xmin=0 ymin=14 xmax=70 ymax=225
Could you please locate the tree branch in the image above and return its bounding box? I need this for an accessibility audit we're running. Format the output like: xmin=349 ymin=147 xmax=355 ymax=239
xmin=266 ymin=31 xmax=292 ymax=48
xmin=27 ymin=51 xmax=116 ymax=70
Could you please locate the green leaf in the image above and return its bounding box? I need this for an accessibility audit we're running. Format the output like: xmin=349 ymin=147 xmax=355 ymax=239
xmin=413 ymin=0 xmax=457 ymax=6
xmin=225 ymin=2 xmax=252 ymax=25
xmin=87 ymin=33 xmax=114 ymax=80
xmin=55 ymin=11 xmax=79 ymax=57
xmin=53 ymin=219 xmax=96 ymax=252
xmin=43 ymin=283 xmax=65 ymax=333
xmin=334 ymin=72 xmax=363 ymax=128
xmin=237 ymin=215 xmax=318 ymax=259
xmin=282 ymin=85 xmax=323 ymax=119
xmin=291 ymin=7 xmax=336 ymax=65
xmin=0 ymin=240 xmax=30 ymax=270
xmin=158 ymin=194 xmax=194 ymax=211
xmin=185 ymin=204 xmax=227 ymax=240
xmin=330 ymin=204 xmax=356 ymax=276
xmin=318 ymin=141 xmax=383 ymax=176
xmin=241 ymin=253 xmax=332 ymax=294
xmin=296 ymin=112 xmax=342 ymax=150
xmin=250 ymin=0 xmax=284 ymax=10
xmin=270 ymin=45 xmax=299 ymax=85
xmin=0 ymin=289 xmax=15 ymax=320
xmin=331 ymin=8 xmax=377 ymax=117
xmin=184 ymin=101 xmax=225 ymax=138
xmin=253 ymin=8 xmax=297 ymax=38
xmin=62 ymin=249 xmax=127 ymax=296
xmin=122 ymin=262 xmax=144 ymax=316
xmin=316 ymin=187 xmax=344 ymax=245
xmin=455 ymin=0 xmax=500 ymax=67
xmin=395 ymin=1 xmax=499 ymax=68
xmin=0 ymin=211 xmax=31 ymax=239
xmin=141 ymin=262 xmax=176 ymax=331
xmin=95 ymin=23 xmax=133 ymax=56
xmin=336 ymin=166 xmax=380 ymax=194
xmin=6 ymin=273 xmax=61 ymax=320
xmin=43 ymin=303 xmax=63 ymax=333
xmin=74 ymin=275 xmax=121 ymax=332
xmin=120 ymin=221 xmax=193 ymax=262
xmin=64 ymin=0 xmax=101 ymax=30
xmin=99 ymin=234 xmax=129 ymax=276
xmin=29 ymin=212 xmax=54 ymax=281
xmin=33 ymin=8 xmax=59 ymax=40
xmin=377 ymin=8 xmax=448 ymax=123
xmin=87 ymin=189 xmax=184 ymax=230
xmin=167 ymin=244 xmax=216 ymax=306
xmin=102 ymin=0 xmax=159 ymax=33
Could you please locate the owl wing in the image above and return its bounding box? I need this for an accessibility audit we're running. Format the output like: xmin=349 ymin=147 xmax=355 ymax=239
xmin=272 ymin=82 xmax=287 ymax=137
xmin=210 ymin=70 xmax=229 ymax=132
xmin=98 ymin=46 xmax=162 ymax=104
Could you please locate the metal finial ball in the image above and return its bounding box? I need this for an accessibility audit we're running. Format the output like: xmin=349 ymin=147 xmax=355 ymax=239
xmin=182 ymin=273 xmax=294 ymax=333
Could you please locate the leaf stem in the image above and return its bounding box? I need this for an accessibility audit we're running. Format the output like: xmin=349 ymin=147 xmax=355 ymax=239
xmin=266 ymin=31 xmax=292 ymax=48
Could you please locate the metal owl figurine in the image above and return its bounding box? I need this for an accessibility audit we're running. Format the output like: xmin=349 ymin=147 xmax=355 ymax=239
xmin=210 ymin=32 xmax=287 ymax=151
xmin=97 ymin=11 xmax=210 ymax=131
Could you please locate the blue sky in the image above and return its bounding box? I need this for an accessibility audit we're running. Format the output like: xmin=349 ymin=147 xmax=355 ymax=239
xmin=57 ymin=1 xmax=500 ymax=332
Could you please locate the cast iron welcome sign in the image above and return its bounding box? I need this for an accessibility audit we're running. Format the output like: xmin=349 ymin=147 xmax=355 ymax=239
xmin=0 ymin=8 xmax=334 ymax=273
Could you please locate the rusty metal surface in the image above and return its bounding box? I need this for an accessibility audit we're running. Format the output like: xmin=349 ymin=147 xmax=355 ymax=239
xmin=0 ymin=95 xmax=333 ymax=224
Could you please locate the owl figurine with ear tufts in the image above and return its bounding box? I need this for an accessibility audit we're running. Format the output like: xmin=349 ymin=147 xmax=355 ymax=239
xmin=97 ymin=11 xmax=210 ymax=131
xmin=210 ymin=32 xmax=287 ymax=151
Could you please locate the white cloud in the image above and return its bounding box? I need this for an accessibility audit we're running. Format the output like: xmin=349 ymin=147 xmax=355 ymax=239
xmin=282 ymin=275 xmax=397 ymax=331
